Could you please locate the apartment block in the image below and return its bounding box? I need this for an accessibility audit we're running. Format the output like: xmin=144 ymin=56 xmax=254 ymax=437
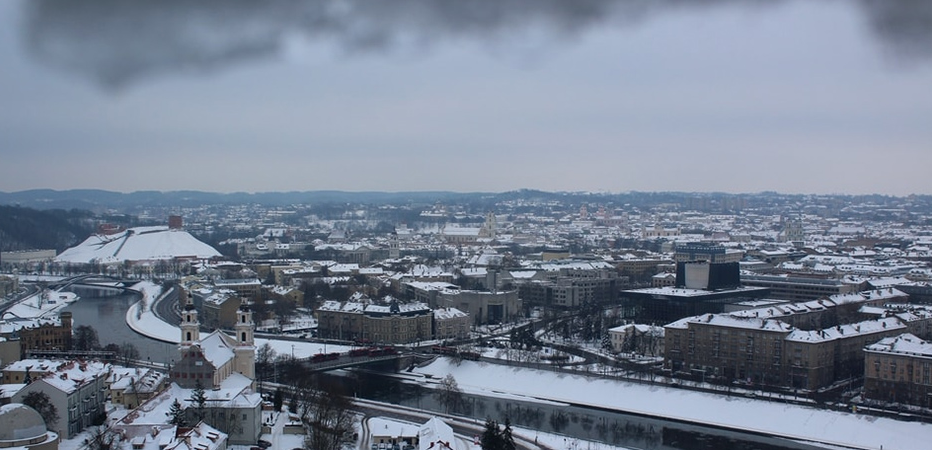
xmin=863 ymin=333 xmax=932 ymax=407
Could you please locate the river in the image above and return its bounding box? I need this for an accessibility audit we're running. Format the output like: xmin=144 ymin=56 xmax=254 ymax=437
xmin=63 ymin=287 xmax=176 ymax=365
xmin=68 ymin=290 xmax=824 ymax=450
xmin=320 ymin=369 xmax=823 ymax=450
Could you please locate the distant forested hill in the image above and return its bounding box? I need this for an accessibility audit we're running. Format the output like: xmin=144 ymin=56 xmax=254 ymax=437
xmin=0 ymin=206 xmax=96 ymax=252
xmin=0 ymin=189 xmax=485 ymax=212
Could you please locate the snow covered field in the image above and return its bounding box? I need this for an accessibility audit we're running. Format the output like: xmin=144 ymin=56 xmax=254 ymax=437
xmin=4 ymin=289 xmax=77 ymax=319
xmin=408 ymin=358 xmax=931 ymax=450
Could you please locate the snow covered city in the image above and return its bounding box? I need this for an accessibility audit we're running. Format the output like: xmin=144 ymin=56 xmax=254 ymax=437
xmin=2 ymin=1 xmax=932 ymax=450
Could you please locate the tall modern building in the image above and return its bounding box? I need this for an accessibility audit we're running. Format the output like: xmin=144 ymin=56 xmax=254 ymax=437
xmin=622 ymin=262 xmax=768 ymax=323
xmin=674 ymin=242 xmax=744 ymax=264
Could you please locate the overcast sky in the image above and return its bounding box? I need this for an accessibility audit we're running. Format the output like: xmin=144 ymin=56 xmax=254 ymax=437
xmin=2 ymin=0 xmax=931 ymax=196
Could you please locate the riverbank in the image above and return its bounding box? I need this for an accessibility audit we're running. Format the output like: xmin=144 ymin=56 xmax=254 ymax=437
xmin=124 ymin=281 xmax=178 ymax=343
xmin=4 ymin=288 xmax=77 ymax=319
xmin=126 ymin=292 xmax=930 ymax=450
xmin=404 ymin=358 xmax=929 ymax=450
xmin=125 ymin=286 xmax=351 ymax=357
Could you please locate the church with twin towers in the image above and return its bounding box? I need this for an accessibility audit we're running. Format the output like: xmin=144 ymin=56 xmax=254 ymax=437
xmin=171 ymin=287 xmax=257 ymax=389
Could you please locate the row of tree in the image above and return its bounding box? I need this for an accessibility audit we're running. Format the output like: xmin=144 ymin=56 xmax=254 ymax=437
xmin=242 ymin=345 xmax=358 ymax=450
xmin=72 ymin=325 xmax=142 ymax=364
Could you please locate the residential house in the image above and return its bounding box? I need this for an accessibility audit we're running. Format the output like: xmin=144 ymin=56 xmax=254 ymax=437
xmin=11 ymin=360 xmax=111 ymax=439
xmin=433 ymin=308 xmax=469 ymax=341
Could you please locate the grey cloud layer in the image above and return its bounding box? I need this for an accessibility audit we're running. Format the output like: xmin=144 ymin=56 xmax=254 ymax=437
xmin=23 ymin=0 xmax=932 ymax=89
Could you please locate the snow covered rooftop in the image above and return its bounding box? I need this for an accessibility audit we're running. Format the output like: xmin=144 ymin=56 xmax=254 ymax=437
xmin=32 ymin=360 xmax=111 ymax=394
xmin=786 ymin=317 xmax=905 ymax=343
xmin=627 ymin=286 xmax=765 ymax=297
xmin=866 ymin=333 xmax=932 ymax=358
xmin=418 ymin=417 xmax=457 ymax=450
xmin=687 ymin=314 xmax=794 ymax=332
xmin=319 ymin=300 xmax=431 ymax=315
xmin=827 ymin=288 xmax=907 ymax=305
xmin=192 ymin=330 xmax=235 ymax=368
xmin=55 ymin=226 xmax=221 ymax=264
xmin=404 ymin=281 xmax=459 ymax=292
xmin=433 ymin=307 xmax=467 ymax=320
xmin=508 ymin=271 xmax=537 ymax=279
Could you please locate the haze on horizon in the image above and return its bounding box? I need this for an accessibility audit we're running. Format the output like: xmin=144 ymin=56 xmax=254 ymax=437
xmin=1 ymin=0 xmax=931 ymax=197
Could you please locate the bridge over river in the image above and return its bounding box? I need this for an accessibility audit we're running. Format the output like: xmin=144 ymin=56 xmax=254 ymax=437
xmin=296 ymin=347 xmax=417 ymax=373
xmin=48 ymin=274 xmax=142 ymax=297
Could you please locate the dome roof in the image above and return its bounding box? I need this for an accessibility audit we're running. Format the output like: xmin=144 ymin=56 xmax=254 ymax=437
xmin=0 ymin=403 xmax=47 ymax=441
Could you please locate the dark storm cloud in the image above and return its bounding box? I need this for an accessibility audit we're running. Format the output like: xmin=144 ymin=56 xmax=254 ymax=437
xmin=22 ymin=0 xmax=294 ymax=89
xmin=858 ymin=0 xmax=932 ymax=63
xmin=22 ymin=0 xmax=646 ymax=90
xmin=21 ymin=0 xmax=932 ymax=89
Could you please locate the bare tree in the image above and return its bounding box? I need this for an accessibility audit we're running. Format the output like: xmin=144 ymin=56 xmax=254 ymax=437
xmin=256 ymin=342 xmax=277 ymax=388
xmin=73 ymin=325 xmax=100 ymax=351
xmin=126 ymin=376 xmax=141 ymax=409
xmin=85 ymin=425 xmax=115 ymax=450
xmin=434 ymin=374 xmax=465 ymax=414
xmin=292 ymin=379 xmax=318 ymax=424
xmin=120 ymin=342 xmax=141 ymax=365
xmin=303 ymin=379 xmax=356 ymax=450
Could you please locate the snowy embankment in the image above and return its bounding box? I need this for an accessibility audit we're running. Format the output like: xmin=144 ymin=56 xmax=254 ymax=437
xmin=412 ymin=358 xmax=931 ymax=450
xmin=5 ymin=290 xmax=78 ymax=319
xmin=125 ymin=281 xmax=179 ymax=343
xmin=125 ymin=286 xmax=350 ymax=357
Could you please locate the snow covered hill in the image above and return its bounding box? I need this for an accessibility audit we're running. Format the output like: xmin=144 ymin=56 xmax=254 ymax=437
xmin=55 ymin=226 xmax=221 ymax=264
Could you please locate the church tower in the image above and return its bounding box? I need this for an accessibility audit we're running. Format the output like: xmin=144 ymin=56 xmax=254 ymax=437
xmin=233 ymin=305 xmax=256 ymax=382
xmin=389 ymin=230 xmax=400 ymax=259
xmin=781 ymin=215 xmax=806 ymax=245
xmin=482 ymin=211 xmax=497 ymax=239
xmin=180 ymin=300 xmax=200 ymax=347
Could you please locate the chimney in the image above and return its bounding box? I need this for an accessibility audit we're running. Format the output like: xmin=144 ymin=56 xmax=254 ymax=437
xmin=168 ymin=215 xmax=183 ymax=230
